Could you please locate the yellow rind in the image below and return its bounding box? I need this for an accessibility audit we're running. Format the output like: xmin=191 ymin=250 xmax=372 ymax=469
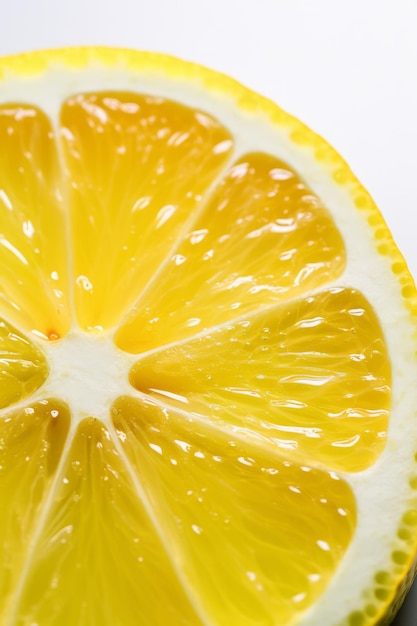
xmin=0 ymin=46 xmax=416 ymax=626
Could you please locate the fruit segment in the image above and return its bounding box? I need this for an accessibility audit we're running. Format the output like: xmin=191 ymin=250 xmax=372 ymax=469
xmin=0 ymin=318 xmax=49 ymax=409
xmin=0 ymin=400 xmax=70 ymax=623
xmin=116 ymin=151 xmax=345 ymax=353
xmin=130 ymin=287 xmax=390 ymax=472
xmin=0 ymin=104 xmax=70 ymax=340
xmin=60 ymin=92 xmax=234 ymax=331
xmin=112 ymin=397 xmax=356 ymax=626
xmin=13 ymin=417 xmax=203 ymax=626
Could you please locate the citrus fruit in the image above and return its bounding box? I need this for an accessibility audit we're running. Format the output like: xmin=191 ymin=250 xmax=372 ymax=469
xmin=0 ymin=47 xmax=416 ymax=626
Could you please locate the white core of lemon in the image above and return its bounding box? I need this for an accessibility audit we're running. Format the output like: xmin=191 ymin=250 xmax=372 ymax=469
xmin=42 ymin=333 xmax=134 ymax=426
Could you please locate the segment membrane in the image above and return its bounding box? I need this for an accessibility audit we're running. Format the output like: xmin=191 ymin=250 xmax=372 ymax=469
xmin=0 ymin=400 xmax=70 ymax=623
xmin=0 ymin=318 xmax=49 ymax=409
xmin=130 ymin=288 xmax=390 ymax=472
xmin=13 ymin=418 xmax=202 ymax=626
xmin=60 ymin=92 xmax=233 ymax=331
xmin=112 ymin=397 xmax=356 ymax=626
xmin=116 ymin=152 xmax=345 ymax=353
xmin=0 ymin=104 xmax=70 ymax=339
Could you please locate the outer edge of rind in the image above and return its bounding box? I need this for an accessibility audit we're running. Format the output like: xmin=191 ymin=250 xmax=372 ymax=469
xmin=1 ymin=46 xmax=417 ymax=626
xmin=371 ymin=543 xmax=417 ymax=626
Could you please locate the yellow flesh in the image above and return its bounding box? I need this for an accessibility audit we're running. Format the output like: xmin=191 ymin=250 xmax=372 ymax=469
xmin=116 ymin=150 xmax=346 ymax=352
xmin=62 ymin=92 xmax=233 ymax=331
xmin=0 ymin=91 xmax=391 ymax=625
xmin=113 ymin=398 xmax=356 ymax=626
xmin=130 ymin=287 xmax=390 ymax=473
xmin=0 ymin=105 xmax=70 ymax=340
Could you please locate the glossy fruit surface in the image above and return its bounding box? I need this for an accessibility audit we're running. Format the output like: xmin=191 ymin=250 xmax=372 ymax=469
xmin=0 ymin=48 xmax=417 ymax=626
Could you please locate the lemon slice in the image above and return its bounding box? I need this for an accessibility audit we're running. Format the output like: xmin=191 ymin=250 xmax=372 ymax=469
xmin=0 ymin=47 xmax=417 ymax=626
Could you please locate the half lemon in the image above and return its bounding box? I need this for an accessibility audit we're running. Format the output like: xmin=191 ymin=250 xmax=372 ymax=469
xmin=0 ymin=47 xmax=417 ymax=626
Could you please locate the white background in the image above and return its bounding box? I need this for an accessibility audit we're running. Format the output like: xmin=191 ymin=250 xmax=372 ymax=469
xmin=1 ymin=0 xmax=417 ymax=623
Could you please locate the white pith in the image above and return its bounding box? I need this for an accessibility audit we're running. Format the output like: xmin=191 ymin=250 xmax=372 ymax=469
xmin=42 ymin=332 xmax=136 ymax=427
xmin=1 ymin=55 xmax=417 ymax=626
